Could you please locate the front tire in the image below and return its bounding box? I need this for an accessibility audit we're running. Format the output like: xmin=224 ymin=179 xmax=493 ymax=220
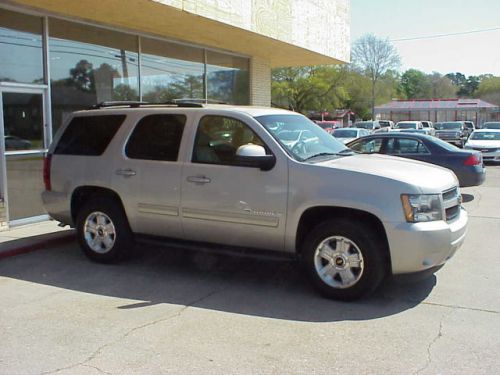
xmin=76 ymin=197 xmax=134 ymax=263
xmin=302 ymin=219 xmax=386 ymax=301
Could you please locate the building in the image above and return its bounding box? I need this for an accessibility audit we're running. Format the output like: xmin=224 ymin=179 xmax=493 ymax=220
xmin=308 ymin=109 xmax=356 ymax=128
xmin=375 ymin=98 xmax=500 ymax=126
xmin=0 ymin=1 xmax=350 ymax=228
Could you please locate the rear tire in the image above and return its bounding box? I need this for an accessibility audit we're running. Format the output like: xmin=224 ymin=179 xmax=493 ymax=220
xmin=76 ymin=197 xmax=134 ymax=263
xmin=302 ymin=218 xmax=386 ymax=301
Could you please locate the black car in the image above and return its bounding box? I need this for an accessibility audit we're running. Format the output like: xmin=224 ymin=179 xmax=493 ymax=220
xmin=434 ymin=121 xmax=468 ymax=147
xmin=347 ymin=132 xmax=485 ymax=187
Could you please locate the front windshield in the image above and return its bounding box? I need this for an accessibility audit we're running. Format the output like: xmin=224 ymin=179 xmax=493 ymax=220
xmin=470 ymin=132 xmax=500 ymax=140
xmin=353 ymin=121 xmax=374 ymax=129
xmin=277 ymin=130 xmax=301 ymax=141
xmin=256 ymin=114 xmax=349 ymax=161
xmin=482 ymin=122 xmax=500 ymax=129
xmin=396 ymin=122 xmax=417 ymax=129
xmin=435 ymin=122 xmax=462 ymax=130
xmin=333 ymin=129 xmax=358 ymax=138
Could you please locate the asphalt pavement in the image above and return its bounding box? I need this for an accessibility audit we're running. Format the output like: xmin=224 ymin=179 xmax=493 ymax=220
xmin=0 ymin=166 xmax=499 ymax=374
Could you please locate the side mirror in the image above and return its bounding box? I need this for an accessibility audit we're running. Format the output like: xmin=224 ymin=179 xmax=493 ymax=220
xmin=235 ymin=144 xmax=276 ymax=171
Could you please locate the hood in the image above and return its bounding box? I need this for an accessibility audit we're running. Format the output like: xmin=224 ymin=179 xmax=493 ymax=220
xmin=465 ymin=140 xmax=500 ymax=149
xmin=314 ymin=154 xmax=457 ymax=192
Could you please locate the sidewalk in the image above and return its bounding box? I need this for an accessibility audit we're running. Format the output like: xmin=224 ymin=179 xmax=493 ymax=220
xmin=0 ymin=220 xmax=75 ymax=259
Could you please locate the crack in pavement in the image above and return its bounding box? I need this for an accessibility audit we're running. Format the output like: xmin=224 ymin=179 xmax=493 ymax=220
xmin=419 ymin=301 xmax=499 ymax=315
xmin=413 ymin=309 xmax=452 ymax=375
xmin=40 ymin=287 xmax=225 ymax=375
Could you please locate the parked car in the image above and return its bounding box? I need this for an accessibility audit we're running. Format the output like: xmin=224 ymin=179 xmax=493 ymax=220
xmin=4 ymin=135 xmax=31 ymax=150
xmin=351 ymin=120 xmax=381 ymax=133
xmin=314 ymin=120 xmax=339 ymax=134
xmin=392 ymin=121 xmax=423 ymax=132
xmin=374 ymin=120 xmax=394 ymax=133
xmin=332 ymin=128 xmax=370 ymax=144
xmin=347 ymin=132 xmax=485 ymax=187
xmin=421 ymin=121 xmax=435 ymax=136
xmin=42 ymin=102 xmax=467 ymax=301
xmin=464 ymin=130 xmax=500 ymax=162
xmin=463 ymin=121 xmax=476 ymax=136
xmin=482 ymin=122 xmax=500 ymax=130
xmin=434 ymin=121 xmax=468 ymax=147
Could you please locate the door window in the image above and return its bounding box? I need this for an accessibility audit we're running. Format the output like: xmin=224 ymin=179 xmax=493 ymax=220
xmin=386 ymin=138 xmax=429 ymax=154
xmin=192 ymin=115 xmax=265 ymax=165
xmin=349 ymin=138 xmax=383 ymax=153
xmin=125 ymin=114 xmax=186 ymax=161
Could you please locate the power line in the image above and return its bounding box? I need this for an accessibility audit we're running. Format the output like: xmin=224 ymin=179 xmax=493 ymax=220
xmin=390 ymin=26 xmax=500 ymax=42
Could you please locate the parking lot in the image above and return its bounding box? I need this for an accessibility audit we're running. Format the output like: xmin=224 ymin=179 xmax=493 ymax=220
xmin=1 ymin=166 xmax=499 ymax=375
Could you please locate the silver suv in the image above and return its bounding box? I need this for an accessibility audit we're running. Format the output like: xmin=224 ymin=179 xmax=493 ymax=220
xmin=42 ymin=102 xmax=468 ymax=300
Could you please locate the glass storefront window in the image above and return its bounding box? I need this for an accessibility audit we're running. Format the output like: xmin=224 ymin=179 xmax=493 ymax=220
xmin=49 ymin=18 xmax=139 ymax=131
xmin=2 ymin=92 xmax=44 ymax=151
xmin=0 ymin=9 xmax=43 ymax=84
xmin=207 ymin=51 xmax=249 ymax=104
xmin=140 ymin=37 xmax=205 ymax=103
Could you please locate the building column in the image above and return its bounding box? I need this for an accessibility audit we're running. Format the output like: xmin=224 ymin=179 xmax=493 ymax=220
xmin=249 ymin=57 xmax=271 ymax=106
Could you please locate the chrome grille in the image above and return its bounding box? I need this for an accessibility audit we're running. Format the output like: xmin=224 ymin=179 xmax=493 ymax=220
xmin=442 ymin=187 xmax=461 ymax=222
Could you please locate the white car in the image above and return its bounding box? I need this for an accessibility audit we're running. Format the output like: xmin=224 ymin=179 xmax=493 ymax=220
xmin=332 ymin=128 xmax=370 ymax=144
xmin=464 ymin=130 xmax=500 ymax=162
xmin=392 ymin=121 xmax=423 ymax=132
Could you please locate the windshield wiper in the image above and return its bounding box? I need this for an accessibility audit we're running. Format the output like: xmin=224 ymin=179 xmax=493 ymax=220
xmin=302 ymin=150 xmax=353 ymax=161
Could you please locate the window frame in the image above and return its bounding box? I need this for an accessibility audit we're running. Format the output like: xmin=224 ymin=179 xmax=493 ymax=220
xmin=124 ymin=113 xmax=186 ymax=162
xmin=191 ymin=114 xmax=273 ymax=167
xmin=385 ymin=137 xmax=431 ymax=155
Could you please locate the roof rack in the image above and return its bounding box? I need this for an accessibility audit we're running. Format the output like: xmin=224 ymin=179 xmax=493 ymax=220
xmin=88 ymin=100 xmax=205 ymax=110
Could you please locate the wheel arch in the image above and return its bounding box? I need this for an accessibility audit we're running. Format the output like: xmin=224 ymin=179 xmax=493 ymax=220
xmin=295 ymin=206 xmax=392 ymax=274
xmin=71 ymin=186 xmax=126 ymax=225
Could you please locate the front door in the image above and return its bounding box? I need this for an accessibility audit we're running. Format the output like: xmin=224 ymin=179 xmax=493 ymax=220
xmin=0 ymin=86 xmax=49 ymax=228
xmin=181 ymin=114 xmax=288 ymax=251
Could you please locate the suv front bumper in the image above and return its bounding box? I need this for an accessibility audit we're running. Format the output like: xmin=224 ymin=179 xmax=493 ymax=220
xmin=386 ymin=207 xmax=468 ymax=274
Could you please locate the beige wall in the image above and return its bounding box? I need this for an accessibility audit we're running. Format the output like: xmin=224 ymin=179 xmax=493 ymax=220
xmin=7 ymin=0 xmax=349 ymax=67
xmin=250 ymin=57 xmax=271 ymax=106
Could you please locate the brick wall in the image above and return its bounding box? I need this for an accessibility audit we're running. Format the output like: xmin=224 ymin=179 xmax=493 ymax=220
xmin=250 ymin=57 xmax=271 ymax=106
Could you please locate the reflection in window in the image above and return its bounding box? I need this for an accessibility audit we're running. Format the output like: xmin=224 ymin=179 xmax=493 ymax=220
xmin=207 ymin=51 xmax=249 ymax=104
xmin=49 ymin=18 xmax=139 ymax=132
xmin=141 ymin=37 xmax=205 ymax=103
xmin=0 ymin=9 xmax=43 ymax=84
xmin=2 ymin=93 xmax=43 ymax=151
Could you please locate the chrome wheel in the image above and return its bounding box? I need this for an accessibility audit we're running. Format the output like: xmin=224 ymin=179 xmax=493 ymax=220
xmin=83 ymin=211 xmax=116 ymax=254
xmin=313 ymin=236 xmax=364 ymax=289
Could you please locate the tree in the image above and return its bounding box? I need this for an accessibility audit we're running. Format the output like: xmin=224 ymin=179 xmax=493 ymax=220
xmin=68 ymin=60 xmax=95 ymax=92
xmin=351 ymin=34 xmax=400 ymax=119
xmin=401 ymin=69 xmax=456 ymax=99
xmin=271 ymin=65 xmax=348 ymax=113
xmin=475 ymin=76 xmax=500 ymax=105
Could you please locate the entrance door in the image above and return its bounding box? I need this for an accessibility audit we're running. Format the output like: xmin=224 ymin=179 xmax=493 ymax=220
xmin=0 ymin=86 xmax=49 ymax=228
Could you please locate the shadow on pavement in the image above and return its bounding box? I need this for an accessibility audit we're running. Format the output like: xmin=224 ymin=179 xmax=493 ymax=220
xmin=0 ymin=242 xmax=436 ymax=322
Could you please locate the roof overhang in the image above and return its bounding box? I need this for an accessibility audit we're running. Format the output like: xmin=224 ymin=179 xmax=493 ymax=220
xmin=6 ymin=0 xmax=349 ymax=67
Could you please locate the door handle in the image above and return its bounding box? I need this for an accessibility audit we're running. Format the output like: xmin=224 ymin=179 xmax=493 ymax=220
xmin=186 ymin=175 xmax=211 ymax=184
xmin=115 ymin=168 xmax=137 ymax=177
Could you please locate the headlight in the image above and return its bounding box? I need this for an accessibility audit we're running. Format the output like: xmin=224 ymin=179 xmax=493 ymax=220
xmin=401 ymin=194 xmax=442 ymax=222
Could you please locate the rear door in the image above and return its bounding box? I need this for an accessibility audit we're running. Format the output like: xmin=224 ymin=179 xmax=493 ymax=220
xmin=111 ymin=112 xmax=186 ymax=237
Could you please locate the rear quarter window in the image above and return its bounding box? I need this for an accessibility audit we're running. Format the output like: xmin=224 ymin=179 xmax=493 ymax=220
xmin=54 ymin=115 xmax=125 ymax=156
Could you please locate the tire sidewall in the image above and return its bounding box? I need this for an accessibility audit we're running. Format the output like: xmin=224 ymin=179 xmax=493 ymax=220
xmin=76 ymin=198 xmax=132 ymax=263
xmin=302 ymin=219 xmax=385 ymax=301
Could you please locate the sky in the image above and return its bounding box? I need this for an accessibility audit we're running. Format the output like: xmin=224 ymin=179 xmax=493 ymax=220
xmin=350 ymin=0 xmax=500 ymax=76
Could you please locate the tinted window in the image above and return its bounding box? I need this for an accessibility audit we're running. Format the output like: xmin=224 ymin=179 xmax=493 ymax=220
xmin=192 ymin=116 xmax=265 ymax=165
xmin=386 ymin=138 xmax=429 ymax=154
xmin=349 ymin=138 xmax=383 ymax=153
xmin=54 ymin=115 xmax=125 ymax=155
xmin=126 ymin=114 xmax=185 ymax=161
xmin=482 ymin=122 xmax=500 ymax=129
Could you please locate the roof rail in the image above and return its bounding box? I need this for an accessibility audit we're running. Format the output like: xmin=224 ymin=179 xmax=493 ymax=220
xmin=88 ymin=100 xmax=205 ymax=110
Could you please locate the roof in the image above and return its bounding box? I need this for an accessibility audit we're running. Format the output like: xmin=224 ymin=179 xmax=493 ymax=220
xmin=376 ymin=99 xmax=499 ymax=111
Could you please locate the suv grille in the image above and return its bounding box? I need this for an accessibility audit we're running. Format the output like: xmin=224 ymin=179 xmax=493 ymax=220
xmin=442 ymin=187 xmax=461 ymax=222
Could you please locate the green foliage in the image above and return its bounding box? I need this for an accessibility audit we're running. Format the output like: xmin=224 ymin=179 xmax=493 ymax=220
xmin=475 ymin=76 xmax=500 ymax=105
xmin=271 ymin=66 xmax=349 ymax=114
xmin=400 ymin=69 xmax=456 ymax=99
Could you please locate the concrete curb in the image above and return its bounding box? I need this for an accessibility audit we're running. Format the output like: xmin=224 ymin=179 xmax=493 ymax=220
xmin=0 ymin=230 xmax=76 ymax=260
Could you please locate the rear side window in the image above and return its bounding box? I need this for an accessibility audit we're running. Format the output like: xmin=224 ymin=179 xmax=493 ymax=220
xmin=54 ymin=115 xmax=125 ymax=156
xmin=125 ymin=114 xmax=186 ymax=161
